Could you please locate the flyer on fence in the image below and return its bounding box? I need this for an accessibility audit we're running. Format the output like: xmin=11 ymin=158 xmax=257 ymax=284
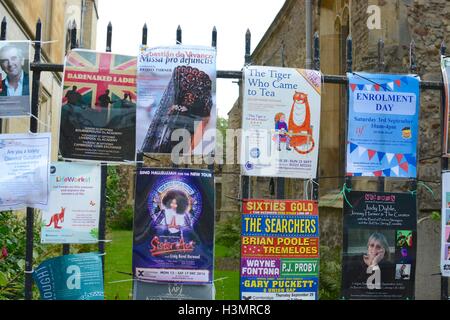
xmin=240 ymin=199 xmax=319 ymax=300
xmin=241 ymin=66 xmax=321 ymax=179
xmin=442 ymin=56 xmax=450 ymax=156
xmin=136 ymin=45 xmax=216 ymax=155
xmin=133 ymin=168 xmax=215 ymax=284
xmin=441 ymin=173 xmax=450 ymax=277
xmin=0 ymin=40 xmax=31 ymax=118
xmin=0 ymin=132 xmax=50 ymax=211
xmin=341 ymin=191 xmax=417 ymax=300
xmin=346 ymin=73 xmax=420 ymax=177
xmin=33 ymin=252 xmax=104 ymax=300
xmin=133 ymin=280 xmax=214 ymax=300
xmin=41 ymin=162 xmax=101 ymax=244
xmin=59 ymin=49 xmax=137 ymax=163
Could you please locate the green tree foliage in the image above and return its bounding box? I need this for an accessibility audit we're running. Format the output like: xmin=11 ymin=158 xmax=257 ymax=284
xmin=106 ymin=167 xmax=133 ymax=230
xmin=215 ymin=213 xmax=241 ymax=259
xmin=216 ymin=117 xmax=228 ymax=161
xmin=0 ymin=211 xmax=58 ymax=300
xmin=319 ymin=245 xmax=342 ymax=300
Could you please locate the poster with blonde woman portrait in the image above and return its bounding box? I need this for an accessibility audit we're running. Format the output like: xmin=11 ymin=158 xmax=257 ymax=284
xmin=341 ymin=191 xmax=417 ymax=300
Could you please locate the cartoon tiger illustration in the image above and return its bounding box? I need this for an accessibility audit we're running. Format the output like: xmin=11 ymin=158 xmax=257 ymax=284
xmin=288 ymin=91 xmax=315 ymax=155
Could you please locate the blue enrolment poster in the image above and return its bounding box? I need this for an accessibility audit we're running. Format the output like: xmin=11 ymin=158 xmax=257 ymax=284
xmin=33 ymin=252 xmax=104 ymax=300
xmin=346 ymin=73 xmax=420 ymax=178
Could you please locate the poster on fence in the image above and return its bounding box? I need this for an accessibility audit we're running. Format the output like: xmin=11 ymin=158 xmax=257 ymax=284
xmin=442 ymin=56 xmax=450 ymax=156
xmin=133 ymin=280 xmax=214 ymax=300
xmin=33 ymin=252 xmax=104 ymax=300
xmin=136 ymin=45 xmax=216 ymax=156
xmin=342 ymin=191 xmax=417 ymax=300
xmin=59 ymin=49 xmax=136 ymax=163
xmin=240 ymin=66 xmax=321 ymax=179
xmin=240 ymin=199 xmax=319 ymax=300
xmin=41 ymin=162 xmax=101 ymax=244
xmin=0 ymin=132 xmax=50 ymax=211
xmin=346 ymin=73 xmax=420 ymax=178
xmin=0 ymin=40 xmax=31 ymax=118
xmin=133 ymin=168 xmax=215 ymax=284
xmin=441 ymin=173 xmax=450 ymax=277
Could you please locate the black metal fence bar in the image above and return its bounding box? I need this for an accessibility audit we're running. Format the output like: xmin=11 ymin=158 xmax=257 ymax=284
xmin=0 ymin=17 xmax=6 ymax=133
xmin=408 ymin=40 xmax=419 ymax=202
xmin=344 ymin=35 xmax=353 ymax=191
xmin=61 ymin=22 xmax=79 ymax=257
xmin=312 ymin=32 xmax=320 ymax=201
xmin=440 ymin=42 xmax=449 ymax=301
xmin=276 ymin=39 xmax=285 ymax=199
xmin=377 ymin=38 xmax=386 ymax=192
xmin=24 ymin=63 xmax=447 ymax=90
xmin=241 ymin=29 xmax=251 ymax=201
xmin=24 ymin=18 xmax=43 ymax=301
xmin=97 ymin=22 xmax=113 ymax=278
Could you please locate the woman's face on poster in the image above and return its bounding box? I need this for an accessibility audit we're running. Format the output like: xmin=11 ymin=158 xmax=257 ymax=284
xmin=169 ymin=198 xmax=178 ymax=210
xmin=368 ymin=239 xmax=384 ymax=257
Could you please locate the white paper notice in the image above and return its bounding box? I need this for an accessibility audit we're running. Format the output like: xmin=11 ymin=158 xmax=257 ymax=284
xmin=0 ymin=133 xmax=51 ymax=211
xmin=41 ymin=162 xmax=101 ymax=244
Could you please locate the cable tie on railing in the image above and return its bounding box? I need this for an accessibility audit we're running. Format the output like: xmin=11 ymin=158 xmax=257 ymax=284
xmin=24 ymin=269 xmax=34 ymax=274
xmin=26 ymin=112 xmax=51 ymax=130
xmin=417 ymin=181 xmax=436 ymax=199
xmin=143 ymin=154 xmax=160 ymax=161
xmin=225 ymin=195 xmax=243 ymax=203
xmin=310 ymin=178 xmax=319 ymax=201
xmin=97 ymin=239 xmax=112 ymax=243
xmin=116 ymin=271 xmax=133 ymax=276
xmin=214 ymin=277 xmax=229 ymax=282
xmin=123 ymin=160 xmax=142 ymax=165
xmin=304 ymin=179 xmax=318 ymax=201
xmin=31 ymin=40 xmax=59 ymax=45
xmin=319 ymin=183 xmax=352 ymax=208
xmin=342 ymin=183 xmax=353 ymax=208
xmin=108 ymin=279 xmax=134 ymax=284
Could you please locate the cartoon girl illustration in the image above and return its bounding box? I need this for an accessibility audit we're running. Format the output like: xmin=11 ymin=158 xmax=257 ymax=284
xmin=274 ymin=112 xmax=291 ymax=152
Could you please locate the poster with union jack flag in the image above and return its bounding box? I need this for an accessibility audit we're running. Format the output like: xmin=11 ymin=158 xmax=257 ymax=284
xmin=59 ymin=49 xmax=137 ymax=163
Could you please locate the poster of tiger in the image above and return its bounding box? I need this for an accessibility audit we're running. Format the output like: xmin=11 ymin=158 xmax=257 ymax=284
xmin=240 ymin=66 xmax=321 ymax=179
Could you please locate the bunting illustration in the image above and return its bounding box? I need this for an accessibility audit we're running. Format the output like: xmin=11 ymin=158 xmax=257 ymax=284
xmin=346 ymin=72 xmax=420 ymax=178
